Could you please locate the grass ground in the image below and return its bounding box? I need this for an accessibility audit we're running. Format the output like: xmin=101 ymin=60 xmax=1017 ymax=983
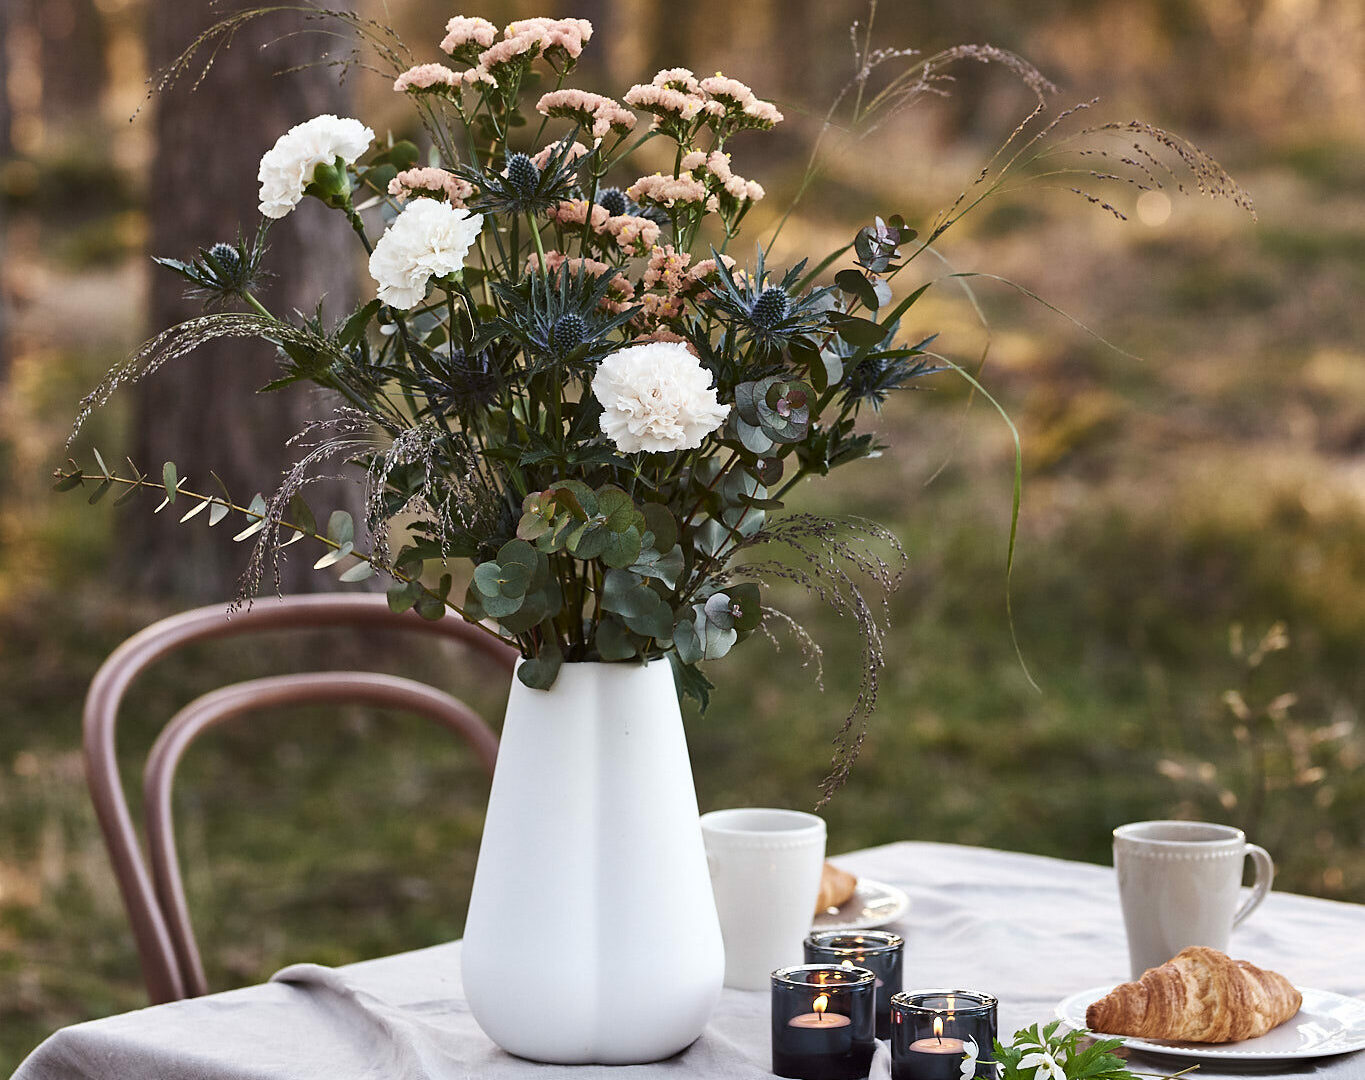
xmin=2 ymin=125 xmax=1363 ymax=1073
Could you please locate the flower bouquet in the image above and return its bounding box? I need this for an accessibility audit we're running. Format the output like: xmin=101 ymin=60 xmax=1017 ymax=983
xmin=59 ymin=9 xmax=1251 ymax=1061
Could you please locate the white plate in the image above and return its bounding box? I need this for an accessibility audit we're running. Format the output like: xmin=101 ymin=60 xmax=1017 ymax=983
xmin=1056 ymin=984 xmax=1365 ymax=1061
xmin=811 ymin=879 xmax=909 ymax=932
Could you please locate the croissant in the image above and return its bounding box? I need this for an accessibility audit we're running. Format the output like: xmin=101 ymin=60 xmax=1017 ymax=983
xmin=1086 ymin=946 xmax=1301 ymax=1043
xmin=814 ymin=862 xmax=858 ymax=914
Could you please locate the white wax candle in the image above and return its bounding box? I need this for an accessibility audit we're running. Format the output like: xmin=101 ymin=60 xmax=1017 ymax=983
xmin=908 ymin=1037 xmax=965 ymax=1054
xmin=788 ymin=1011 xmax=853 ymax=1029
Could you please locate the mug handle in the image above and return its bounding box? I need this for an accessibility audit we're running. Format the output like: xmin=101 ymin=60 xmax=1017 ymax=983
xmin=1233 ymin=844 xmax=1274 ymax=927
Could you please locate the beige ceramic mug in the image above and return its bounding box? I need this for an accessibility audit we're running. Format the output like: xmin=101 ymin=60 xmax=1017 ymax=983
xmin=1114 ymin=820 xmax=1274 ymax=979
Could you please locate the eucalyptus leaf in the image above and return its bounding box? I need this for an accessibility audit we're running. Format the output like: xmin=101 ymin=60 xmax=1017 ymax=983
xmin=387 ymin=579 xmax=423 ymax=614
xmin=326 ymin=510 xmax=355 ymax=546
xmin=313 ymin=542 xmax=354 ymax=569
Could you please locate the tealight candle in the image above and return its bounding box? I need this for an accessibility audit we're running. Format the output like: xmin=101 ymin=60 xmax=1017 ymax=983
xmin=891 ymin=990 xmax=998 ymax=1080
xmin=771 ymin=965 xmax=876 ymax=1080
xmin=804 ymin=929 xmax=904 ymax=1038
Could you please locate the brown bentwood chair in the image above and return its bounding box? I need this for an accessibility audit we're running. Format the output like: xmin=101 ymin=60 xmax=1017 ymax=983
xmin=83 ymin=593 xmax=519 ymax=1003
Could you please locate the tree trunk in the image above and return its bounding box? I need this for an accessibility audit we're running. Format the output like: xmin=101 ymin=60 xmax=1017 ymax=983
xmin=130 ymin=2 xmax=362 ymax=600
xmin=38 ymin=0 xmax=105 ymax=127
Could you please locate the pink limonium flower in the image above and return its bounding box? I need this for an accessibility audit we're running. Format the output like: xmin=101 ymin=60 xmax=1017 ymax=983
xmin=440 ymin=16 xmax=497 ymax=64
xmin=387 ymin=167 xmax=474 ymax=207
xmin=698 ymin=74 xmax=757 ymax=109
xmin=604 ymin=214 xmax=661 ymax=256
xmin=684 ymin=254 xmax=738 ymax=299
xmin=652 ymin=67 xmax=701 ymax=94
xmin=548 ymin=198 xmax=612 ymax=232
xmin=698 ymin=74 xmax=784 ymax=131
xmin=504 ymin=17 xmax=592 ymax=64
xmin=536 ymin=89 xmax=635 ymax=142
xmin=703 ymin=151 xmax=765 ymax=203
xmin=531 ymin=140 xmax=589 ymax=169
xmin=623 ymin=83 xmax=705 ymax=134
xmin=393 ymin=63 xmax=462 ymax=95
xmin=642 ymin=244 xmax=692 ymax=291
xmin=475 ymin=25 xmax=548 ymax=83
xmin=627 ymin=173 xmax=710 ymax=209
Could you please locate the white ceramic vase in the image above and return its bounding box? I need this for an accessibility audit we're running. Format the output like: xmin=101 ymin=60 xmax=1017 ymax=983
xmin=461 ymin=659 xmax=725 ymax=1064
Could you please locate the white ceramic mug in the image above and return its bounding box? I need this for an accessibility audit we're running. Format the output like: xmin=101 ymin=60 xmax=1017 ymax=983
xmin=1114 ymin=820 xmax=1274 ymax=978
xmin=700 ymin=808 xmax=826 ymax=991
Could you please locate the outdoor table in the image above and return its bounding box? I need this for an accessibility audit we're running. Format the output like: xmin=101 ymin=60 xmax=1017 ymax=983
xmin=14 ymin=841 xmax=1365 ymax=1080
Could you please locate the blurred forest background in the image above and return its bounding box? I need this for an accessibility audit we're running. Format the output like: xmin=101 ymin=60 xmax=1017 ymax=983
xmin=3 ymin=0 xmax=1365 ymax=1068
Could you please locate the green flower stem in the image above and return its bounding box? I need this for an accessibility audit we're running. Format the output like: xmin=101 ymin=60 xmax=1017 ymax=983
xmin=347 ymin=210 xmax=374 ymax=255
xmin=679 ymin=449 xmax=740 ymax=532
xmin=242 ymin=292 xmax=274 ymax=320
xmin=66 ymin=469 xmax=518 ymax=650
xmin=529 ymin=213 xmax=549 ymax=280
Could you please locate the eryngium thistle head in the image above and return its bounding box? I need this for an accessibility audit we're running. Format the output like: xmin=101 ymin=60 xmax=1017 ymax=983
xmin=504 ymin=153 xmax=540 ymax=197
xmin=749 ymin=287 xmax=790 ymax=329
xmin=206 ymin=242 xmax=243 ymax=280
xmin=551 ymin=312 xmax=588 ymax=357
xmin=595 ymin=187 xmax=629 ymax=217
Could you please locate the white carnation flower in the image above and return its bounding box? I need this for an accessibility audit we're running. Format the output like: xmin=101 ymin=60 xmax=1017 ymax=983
xmin=591 ymin=341 xmax=730 ymax=454
xmin=367 ymin=199 xmax=484 ymax=309
xmin=257 ymin=114 xmax=374 ymax=219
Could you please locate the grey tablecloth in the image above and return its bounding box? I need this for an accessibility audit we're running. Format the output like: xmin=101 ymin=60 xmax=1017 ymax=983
xmin=14 ymin=842 xmax=1365 ymax=1079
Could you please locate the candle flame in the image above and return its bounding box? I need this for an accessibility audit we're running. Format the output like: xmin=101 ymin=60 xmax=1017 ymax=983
xmin=840 ymin=960 xmax=855 ymax=970
xmin=814 ymin=994 xmax=829 ymax=1019
xmin=933 ymin=1016 xmax=944 ymax=1040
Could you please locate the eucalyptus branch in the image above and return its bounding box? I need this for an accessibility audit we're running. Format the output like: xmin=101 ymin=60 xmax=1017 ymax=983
xmin=52 ymin=458 xmax=517 ymax=650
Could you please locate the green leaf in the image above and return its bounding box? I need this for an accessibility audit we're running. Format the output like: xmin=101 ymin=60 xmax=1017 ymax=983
xmin=289 ymin=494 xmax=317 ymax=537
xmin=53 ymin=472 xmax=84 ymax=493
xmin=92 ymin=447 xmax=110 ymax=478
xmin=727 ymin=583 xmax=762 ymax=632
xmin=162 ymin=462 xmax=178 ymax=504
xmin=828 ymin=312 xmax=888 ymax=348
xmin=641 ymin=503 xmax=678 ymax=553
xmin=517 ymin=635 xmax=563 ymax=690
xmin=672 ymin=616 xmax=703 ymax=664
xmin=593 ymin=617 xmax=641 ymax=661
xmin=387 ymin=579 xmax=422 ymax=614
xmin=339 ymin=561 xmax=376 ymax=582
xmin=414 ymin=591 xmax=446 ymax=620
xmin=338 ymin=299 xmax=381 ymax=346
xmin=566 ymin=521 xmax=611 ymax=560
xmin=207 ymin=501 xmax=230 ymax=526
xmin=669 ymin=655 xmax=714 ymax=710
xmin=179 ymin=499 xmax=209 ymax=523
xmin=87 ymin=478 xmax=113 ymax=505
xmin=600 ymin=527 xmax=643 ymax=570
xmin=326 ymin=510 xmax=354 ymax=546
xmin=233 ymin=519 xmax=265 ymax=541
xmin=112 ymin=482 xmax=142 ymax=507
xmin=313 ymin=542 xmax=354 ymax=569
xmin=835 ymin=268 xmax=880 ymax=311
xmin=631 ymin=545 xmax=684 ymax=590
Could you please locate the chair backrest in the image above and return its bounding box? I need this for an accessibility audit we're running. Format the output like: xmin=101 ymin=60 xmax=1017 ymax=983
xmin=82 ymin=593 xmax=519 ymax=1003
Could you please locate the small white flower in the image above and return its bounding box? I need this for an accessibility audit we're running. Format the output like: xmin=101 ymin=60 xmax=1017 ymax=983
xmin=961 ymin=1037 xmax=980 ymax=1080
xmin=1018 ymin=1048 xmax=1067 ymax=1080
xmin=257 ymin=115 xmax=373 ymax=219
xmin=591 ymin=341 xmax=730 ymax=454
xmin=367 ymin=199 xmax=484 ymax=309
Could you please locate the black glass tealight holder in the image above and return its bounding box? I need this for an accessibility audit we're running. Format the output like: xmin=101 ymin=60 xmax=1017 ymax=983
xmin=890 ymin=991 xmax=998 ymax=1080
xmin=804 ymin=930 xmax=904 ymax=1039
xmin=771 ymin=965 xmax=877 ymax=1080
